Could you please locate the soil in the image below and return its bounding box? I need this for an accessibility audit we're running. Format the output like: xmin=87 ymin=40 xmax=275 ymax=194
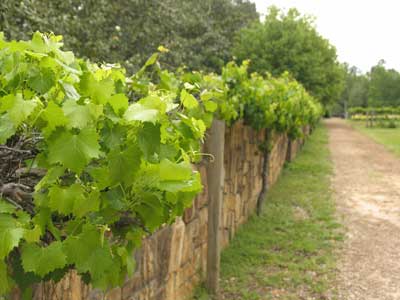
xmin=326 ymin=118 xmax=400 ymax=300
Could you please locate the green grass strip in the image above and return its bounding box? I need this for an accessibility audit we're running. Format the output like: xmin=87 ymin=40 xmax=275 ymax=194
xmin=194 ymin=124 xmax=342 ymax=300
xmin=349 ymin=120 xmax=400 ymax=157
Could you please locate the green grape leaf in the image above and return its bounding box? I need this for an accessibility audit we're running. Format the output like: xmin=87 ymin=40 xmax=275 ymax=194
xmin=0 ymin=260 xmax=12 ymax=294
xmin=61 ymin=82 xmax=80 ymax=101
xmin=0 ymin=199 xmax=16 ymax=214
xmin=21 ymin=241 xmax=67 ymax=277
xmin=144 ymin=53 xmax=158 ymax=67
xmin=48 ymin=183 xmax=99 ymax=217
xmin=48 ymin=128 xmax=101 ymax=173
xmin=159 ymin=159 xmax=192 ymax=181
xmin=31 ymin=208 xmax=57 ymax=238
xmin=138 ymin=123 xmax=160 ymax=162
xmin=88 ymin=166 xmax=111 ymax=190
xmin=79 ymin=72 xmax=114 ymax=104
xmin=85 ymin=247 xmax=121 ymax=288
xmin=41 ymin=102 xmax=68 ymax=135
xmin=159 ymin=144 xmax=179 ymax=160
xmin=101 ymin=122 xmax=126 ymax=149
xmin=27 ymin=68 xmax=56 ymax=94
xmin=56 ymin=50 xmax=75 ymax=65
xmin=0 ymin=226 xmax=24 ymax=259
xmin=63 ymin=225 xmax=119 ymax=288
xmin=63 ymin=224 xmax=102 ymax=268
xmin=0 ymin=214 xmax=26 ymax=259
xmin=117 ymin=247 xmax=135 ymax=277
xmin=181 ymin=89 xmax=198 ymax=109
xmin=35 ymin=166 xmax=65 ymax=191
xmin=0 ymin=94 xmax=38 ymax=126
xmin=0 ymin=114 xmax=16 ymax=143
xmin=23 ymin=225 xmax=42 ymax=243
xmin=48 ymin=184 xmax=86 ymax=215
xmin=204 ymin=101 xmax=218 ymax=112
xmin=29 ymin=32 xmax=49 ymax=53
xmin=108 ymin=145 xmax=141 ymax=186
xmin=124 ymin=103 xmax=159 ymax=123
xmin=108 ymin=94 xmax=128 ymax=115
xmin=8 ymin=254 xmax=40 ymax=295
xmin=159 ymin=172 xmax=202 ymax=193
xmin=62 ymin=100 xmax=93 ymax=129
xmin=135 ymin=193 xmax=164 ymax=232
xmin=74 ymin=189 xmax=101 ymax=218
xmin=182 ymin=117 xmax=206 ymax=139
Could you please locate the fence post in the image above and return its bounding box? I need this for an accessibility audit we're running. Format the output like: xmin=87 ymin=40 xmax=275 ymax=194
xmin=205 ymin=119 xmax=225 ymax=296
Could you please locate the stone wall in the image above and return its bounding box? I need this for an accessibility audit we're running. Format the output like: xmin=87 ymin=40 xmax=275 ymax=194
xmin=22 ymin=122 xmax=308 ymax=300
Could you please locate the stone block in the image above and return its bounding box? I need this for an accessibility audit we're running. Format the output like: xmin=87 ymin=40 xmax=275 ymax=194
xmin=168 ymin=218 xmax=185 ymax=273
xmin=183 ymin=205 xmax=195 ymax=224
xmin=181 ymin=219 xmax=199 ymax=264
xmin=105 ymin=288 xmax=122 ymax=300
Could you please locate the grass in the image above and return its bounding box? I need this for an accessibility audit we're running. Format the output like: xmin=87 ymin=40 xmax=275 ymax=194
xmin=348 ymin=120 xmax=400 ymax=157
xmin=193 ymin=124 xmax=342 ymax=300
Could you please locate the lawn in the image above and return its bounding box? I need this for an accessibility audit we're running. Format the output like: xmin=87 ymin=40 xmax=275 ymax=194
xmin=349 ymin=121 xmax=400 ymax=157
xmin=193 ymin=125 xmax=342 ymax=300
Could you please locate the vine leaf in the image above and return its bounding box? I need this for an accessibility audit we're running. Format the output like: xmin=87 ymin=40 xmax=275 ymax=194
xmin=181 ymin=89 xmax=198 ymax=109
xmin=135 ymin=193 xmax=164 ymax=232
xmin=62 ymin=100 xmax=100 ymax=129
xmin=0 ymin=200 xmax=16 ymax=214
xmin=0 ymin=94 xmax=38 ymax=126
xmin=124 ymin=103 xmax=159 ymax=123
xmin=138 ymin=123 xmax=160 ymax=162
xmin=21 ymin=241 xmax=67 ymax=277
xmin=0 ymin=260 xmax=12 ymax=294
xmin=108 ymin=94 xmax=128 ymax=115
xmin=0 ymin=226 xmax=24 ymax=259
xmin=63 ymin=225 xmax=119 ymax=288
xmin=79 ymin=72 xmax=115 ymax=104
xmin=61 ymin=82 xmax=80 ymax=101
xmin=48 ymin=183 xmax=100 ymax=218
xmin=159 ymin=159 xmax=192 ymax=181
xmin=0 ymin=115 xmax=15 ymax=143
xmin=47 ymin=128 xmax=101 ymax=173
xmin=108 ymin=145 xmax=141 ymax=186
xmin=41 ymin=102 xmax=68 ymax=136
xmin=27 ymin=68 xmax=56 ymax=94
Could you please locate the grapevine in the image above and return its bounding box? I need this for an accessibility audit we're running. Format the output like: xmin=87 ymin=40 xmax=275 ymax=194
xmin=0 ymin=33 xmax=322 ymax=296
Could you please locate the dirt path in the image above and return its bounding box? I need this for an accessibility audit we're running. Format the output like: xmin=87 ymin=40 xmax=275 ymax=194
xmin=326 ymin=118 xmax=400 ymax=300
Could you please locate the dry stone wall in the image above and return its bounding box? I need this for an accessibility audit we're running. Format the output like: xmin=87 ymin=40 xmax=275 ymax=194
xmin=21 ymin=122 xmax=308 ymax=300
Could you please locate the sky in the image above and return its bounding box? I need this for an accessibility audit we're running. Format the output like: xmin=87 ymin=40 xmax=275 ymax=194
xmin=251 ymin=0 xmax=400 ymax=73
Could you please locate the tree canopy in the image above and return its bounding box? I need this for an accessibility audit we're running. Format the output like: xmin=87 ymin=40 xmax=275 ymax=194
xmin=0 ymin=0 xmax=258 ymax=73
xmin=368 ymin=60 xmax=400 ymax=107
xmin=233 ymin=6 xmax=344 ymax=107
xmin=337 ymin=60 xmax=400 ymax=114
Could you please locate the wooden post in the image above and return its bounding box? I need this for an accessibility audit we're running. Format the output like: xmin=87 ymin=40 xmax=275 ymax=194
xmin=205 ymin=119 xmax=225 ymax=296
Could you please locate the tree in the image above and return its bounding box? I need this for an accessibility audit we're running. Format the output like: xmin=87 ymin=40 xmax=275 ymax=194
xmin=0 ymin=0 xmax=258 ymax=72
xmin=335 ymin=64 xmax=369 ymax=115
xmin=368 ymin=60 xmax=400 ymax=107
xmin=233 ymin=6 xmax=344 ymax=107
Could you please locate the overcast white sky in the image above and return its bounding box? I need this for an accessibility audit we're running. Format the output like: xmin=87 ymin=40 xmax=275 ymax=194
xmin=251 ymin=0 xmax=400 ymax=73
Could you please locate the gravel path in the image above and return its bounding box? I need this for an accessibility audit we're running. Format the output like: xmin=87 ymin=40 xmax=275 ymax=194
xmin=326 ymin=118 xmax=400 ymax=300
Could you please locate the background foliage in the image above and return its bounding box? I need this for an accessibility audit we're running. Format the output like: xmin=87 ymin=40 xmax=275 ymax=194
xmin=337 ymin=60 xmax=400 ymax=115
xmin=232 ymin=6 xmax=345 ymax=107
xmin=0 ymin=0 xmax=258 ymax=73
